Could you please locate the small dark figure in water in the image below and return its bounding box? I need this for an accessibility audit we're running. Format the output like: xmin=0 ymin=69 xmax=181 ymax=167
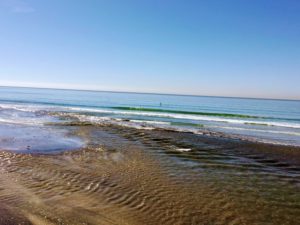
xmin=160 ymin=102 xmax=162 ymax=107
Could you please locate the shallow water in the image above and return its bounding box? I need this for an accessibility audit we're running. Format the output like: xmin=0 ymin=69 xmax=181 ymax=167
xmin=0 ymin=124 xmax=299 ymax=225
xmin=0 ymin=124 xmax=83 ymax=153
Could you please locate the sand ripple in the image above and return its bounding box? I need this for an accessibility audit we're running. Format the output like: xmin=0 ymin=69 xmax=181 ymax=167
xmin=0 ymin=125 xmax=299 ymax=224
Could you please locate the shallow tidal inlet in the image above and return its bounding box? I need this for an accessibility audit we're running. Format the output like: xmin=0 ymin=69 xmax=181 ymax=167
xmin=0 ymin=87 xmax=299 ymax=225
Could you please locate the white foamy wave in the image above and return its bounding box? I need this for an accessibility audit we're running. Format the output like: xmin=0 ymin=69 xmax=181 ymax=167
xmin=0 ymin=103 xmax=42 ymax=112
xmin=66 ymin=107 xmax=300 ymax=129
xmin=129 ymin=120 xmax=170 ymax=125
xmin=0 ymin=103 xmax=59 ymax=126
xmin=175 ymin=148 xmax=192 ymax=152
xmin=67 ymin=113 xmax=205 ymax=135
xmin=69 ymin=114 xmax=156 ymax=130
xmin=209 ymin=125 xmax=300 ymax=136
xmin=0 ymin=118 xmax=45 ymax=126
xmin=54 ymin=112 xmax=300 ymax=147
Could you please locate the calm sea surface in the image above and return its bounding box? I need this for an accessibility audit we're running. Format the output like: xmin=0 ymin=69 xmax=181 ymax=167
xmin=0 ymin=86 xmax=299 ymax=147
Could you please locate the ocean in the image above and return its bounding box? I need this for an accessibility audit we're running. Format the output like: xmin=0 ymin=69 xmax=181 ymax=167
xmin=0 ymin=86 xmax=299 ymax=151
xmin=0 ymin=86 xmax=300 ymax=224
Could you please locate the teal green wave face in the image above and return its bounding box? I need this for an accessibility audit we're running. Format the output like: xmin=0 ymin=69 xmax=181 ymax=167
xmin=111 ymin=107 xmax=263 ymax=119
xmin=170 ymin=122 xmax=204 ymax=127
xmin=244 ymin=122 xmax=271 ymax=126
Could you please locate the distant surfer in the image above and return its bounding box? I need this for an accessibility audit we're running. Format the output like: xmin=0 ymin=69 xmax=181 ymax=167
xmin=160 ymin=102 xmax=162 ymax=107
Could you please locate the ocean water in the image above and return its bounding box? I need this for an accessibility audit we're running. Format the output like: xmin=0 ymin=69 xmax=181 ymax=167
xmin=0 ymin=86 xmax=300 ymax=225
xmin=0 ymin=86 xmax=300 ymax=148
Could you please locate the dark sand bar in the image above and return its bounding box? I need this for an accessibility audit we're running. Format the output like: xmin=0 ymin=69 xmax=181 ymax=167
xmin=0 ymin=124 xmax=299 ymax=225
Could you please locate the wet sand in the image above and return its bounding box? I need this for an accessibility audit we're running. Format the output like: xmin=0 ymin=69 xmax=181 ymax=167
xmin=0 ymin=124 xmax=299 ymax=225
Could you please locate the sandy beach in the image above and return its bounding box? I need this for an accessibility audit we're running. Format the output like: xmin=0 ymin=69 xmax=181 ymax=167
xmin=0 ymin=124 xmax=299 ymax=225
xmin=2 ymin=0 xmax=300 ymax=223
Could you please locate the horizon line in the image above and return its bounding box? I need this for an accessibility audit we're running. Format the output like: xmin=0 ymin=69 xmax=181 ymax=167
xmin=0 ymin=85 xmax=299 ymax=102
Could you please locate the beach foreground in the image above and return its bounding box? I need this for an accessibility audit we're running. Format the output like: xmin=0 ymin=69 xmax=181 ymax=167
xmin=0 ymin=124 xmax=299 ymax=225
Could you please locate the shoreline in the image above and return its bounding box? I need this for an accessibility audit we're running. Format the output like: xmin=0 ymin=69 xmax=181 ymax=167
xmin=0 ymin=123 xmax=299 ymax=224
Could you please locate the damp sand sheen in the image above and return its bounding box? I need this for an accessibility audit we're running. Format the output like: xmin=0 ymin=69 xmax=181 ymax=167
xmin=0 ymin=124 xmax=300 ymax=225
xmin=0 ymin=87 xmax=299 ymax=225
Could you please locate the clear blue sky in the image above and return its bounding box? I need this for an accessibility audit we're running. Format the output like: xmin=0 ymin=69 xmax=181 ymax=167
xmin=0 ymin=0 xmax=299 ymax=99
